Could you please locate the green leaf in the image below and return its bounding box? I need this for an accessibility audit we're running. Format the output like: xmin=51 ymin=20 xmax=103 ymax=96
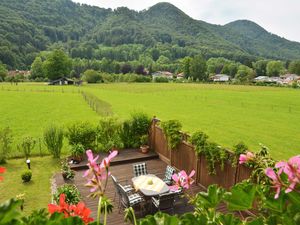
xmin=224 ymin=182 xmax=256 ymax=211
xmin=218 ymin=214 xmax=242 ymax=225
xmin=139 ymin=212 xmax=179 ymax=225
xmin=263 ymin=193 xmax=285 ymax=213
xmin=245 ymin=217 xmax=264 ymax=225
xmin=195 ymin=184 xmax=225 ymax=209
xmin=0 ymin=199 xmax=21 ymax=224
xmin=179 ymin=213 xmax=207 ymax=225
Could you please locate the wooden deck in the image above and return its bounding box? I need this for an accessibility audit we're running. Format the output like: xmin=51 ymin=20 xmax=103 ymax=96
xmin=70 ymin=149 xmax=159 ymax=170
xmin=54 ymin=150 xmax=228 ymax=225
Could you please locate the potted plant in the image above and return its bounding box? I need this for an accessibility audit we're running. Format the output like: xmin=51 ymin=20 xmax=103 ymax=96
xmin=70 ymin=144 xmax=85 ymax=163
xmin=61 ymin=159 xmax=75 ymax=181
xmin=140 ymin=135 xmax=150 ymax=154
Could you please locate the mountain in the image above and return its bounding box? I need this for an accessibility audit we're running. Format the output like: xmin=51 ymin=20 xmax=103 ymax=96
xmin=0 ymin=0 xmax=299 ymax=69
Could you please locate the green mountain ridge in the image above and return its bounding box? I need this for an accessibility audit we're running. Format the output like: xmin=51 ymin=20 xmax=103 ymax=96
xmin=0 ymin=0 xmax=299 ymax=69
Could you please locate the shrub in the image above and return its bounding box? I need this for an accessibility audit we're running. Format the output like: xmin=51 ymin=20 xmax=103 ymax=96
xmin=96 ymin=117 xmax=123 ymax=152
xmin=61 ymin=159 xmax=75 ymax=180
xmin=70 ymin=144 xmax=85 ymax=159
xmin=154 ymin=76 xmax=169 ymax=83
xmin=83 ymin=69 xmax=103 ymax=83
xmin=17 ymin=136 xmax=36 ymax=159
xmin=65 ymin=121 xmax=96 ymax=149
xmin=44 ymin=124 xmax=64 ymax=158
xmin=121 ymin=112 xmax=151 ymax=148
xmin=161 ymin=120 xmax=182 ymax=150
xmin=0 ymin=127 xmax=13 ymax=164
xmin=21 ymin=170 xmax=32 ymax=182
xmin=53 ymin=184 xmax=81 ymax=205
xmin=190 ymin=131 xmax=209 ymax=155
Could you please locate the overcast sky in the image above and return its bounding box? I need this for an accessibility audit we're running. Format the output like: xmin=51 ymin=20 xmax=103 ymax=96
xmin=72 ymin=0 xmax=300 ymax=42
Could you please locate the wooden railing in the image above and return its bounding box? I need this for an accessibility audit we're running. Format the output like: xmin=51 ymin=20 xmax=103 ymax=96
xmin=149 ymin=118 xmax=253 ymax=189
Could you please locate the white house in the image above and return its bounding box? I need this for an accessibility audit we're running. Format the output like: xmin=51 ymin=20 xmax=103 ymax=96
xmin=152 ymin=71 xmax=174 ymax=80
xmin=281 ymin=74 xmax=299 ymax=84
xmin=211 ymin=74 xmax=230 ymax=82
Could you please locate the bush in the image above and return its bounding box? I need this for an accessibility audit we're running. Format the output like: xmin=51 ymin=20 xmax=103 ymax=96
xmin=83 ymin=69 xmax=103 ymax=83
xmin=70 ymin=144 xmax=85 ymax=158
xmin=21 ymin=170 xmax=32 ymax=182
xmin=17 ymin=136 xmax=36 ymax=159
xmin=121 ymin=112 xmax=151 ymax=148
xmin=161 ymin=120 xmax=182 ymax=150
xmin=96 ymin=117 xmax=123 ymax=152
xmin=44 ymin=124 xmax=64 ymax=158
xmin=61 ymin=159 xmax=75 ymax=180
xmin=65 ymin=121 xmax=96 ymax=150
xmin=53 ymin=184 xmax=81 ymax=205
xmin=154 ymin=76 xmax=169 ymax=83
xmin=0 ymin=127 xmax=13 ymax=164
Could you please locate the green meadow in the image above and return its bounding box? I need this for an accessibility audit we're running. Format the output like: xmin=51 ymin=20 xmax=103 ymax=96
xmin=1 ymin=82 xmax=300 ymax=159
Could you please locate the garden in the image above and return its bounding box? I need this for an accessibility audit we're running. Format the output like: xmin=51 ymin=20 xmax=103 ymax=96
xmin=0 ymin=111 xmax=300 ymax=225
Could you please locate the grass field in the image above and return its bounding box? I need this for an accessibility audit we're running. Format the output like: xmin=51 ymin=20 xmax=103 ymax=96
xmin=1 ymin=82 xmax=300 ymax=159
xmin=0 ymin=84 xmax=99 ymax=157
xmin=84 ymin=83 xmax=300 ymax=159
xmin=0 ymin=157 xmax=60 ymax=215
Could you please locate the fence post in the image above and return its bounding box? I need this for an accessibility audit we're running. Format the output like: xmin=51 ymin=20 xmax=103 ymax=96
xmin=150 ymin=116 xmax=158 ymax=151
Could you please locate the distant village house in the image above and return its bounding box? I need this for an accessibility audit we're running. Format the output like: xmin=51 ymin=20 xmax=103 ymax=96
xmin=49 ymin=77 xmax=82 ymax=86
xmin=211 ymin=74 xmax=230 ymax=82
xmin=152 ymin=71 xmax=174 ymax=80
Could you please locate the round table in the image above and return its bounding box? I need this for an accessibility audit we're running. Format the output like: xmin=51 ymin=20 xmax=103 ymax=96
xmin=132 ymin=174 xmax=170 ymax=197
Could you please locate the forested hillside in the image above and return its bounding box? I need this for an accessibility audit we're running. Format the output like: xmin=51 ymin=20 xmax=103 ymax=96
xmin=1 ymin=0 xmax=300 ymax=69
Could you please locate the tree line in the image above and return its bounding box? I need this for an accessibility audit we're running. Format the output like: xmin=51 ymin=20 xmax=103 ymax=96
xmin=1 ymin=49 xmax=300 ymax=83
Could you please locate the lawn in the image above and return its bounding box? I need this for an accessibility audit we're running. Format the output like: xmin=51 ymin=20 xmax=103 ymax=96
xmin=1 ymin=82 xmax=300 ymax=159
xmin=0 ymin=157 xmax=60 ymax=215
xmin=0 ymin=84 xmax=99 ymax=157
xmin=84 ymin=83 xmax=300 ymax=159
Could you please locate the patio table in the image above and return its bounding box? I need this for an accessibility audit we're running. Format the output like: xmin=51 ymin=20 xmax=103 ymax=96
xmin=132 ymin=174 xmax=169 ymax=197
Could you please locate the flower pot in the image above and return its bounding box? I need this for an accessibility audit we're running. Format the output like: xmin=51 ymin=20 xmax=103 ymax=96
xmin=140 ymin=145 xmax=150 ymax=154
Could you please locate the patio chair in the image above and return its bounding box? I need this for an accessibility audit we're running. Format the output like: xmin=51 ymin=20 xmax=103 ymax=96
xmin=111 ymin=175 xmax=134 ymax=208
xmin=118 ymin=183 xmax=145 ymax=214
xmin=162 ymin=165 xmax=176 ymax=185
xmin=133 ymin=162 xmax=148 ymax=177
xmin=151 ymin=192 xmax=176 ymax=214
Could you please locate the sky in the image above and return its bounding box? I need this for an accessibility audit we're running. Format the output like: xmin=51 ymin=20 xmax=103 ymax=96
xmin=72 ymin=0 xmax=300 ymax=43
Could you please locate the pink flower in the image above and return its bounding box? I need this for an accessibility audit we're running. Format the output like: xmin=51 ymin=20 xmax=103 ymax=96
xmin=239 ymin=152 xmax=254 ymax=164
xmin=276 ymin=155 xmax=300 ymax=193
xmin=169 ymin=170 xmax=195 ymax=191
xmin=84 ymin=150 xmax=118 ymax=197
xmin=265 ymin=168 xmax=282 ymax=199
xmin=100 ymin=150 xmax=118 ymax=169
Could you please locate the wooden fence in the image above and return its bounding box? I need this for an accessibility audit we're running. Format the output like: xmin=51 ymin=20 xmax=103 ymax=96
xmin=149 ymin=119 xmax=253 ymax=189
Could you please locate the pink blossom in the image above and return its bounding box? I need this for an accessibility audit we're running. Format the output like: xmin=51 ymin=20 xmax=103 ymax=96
xmin=265 ymin=168 xmax=282 ymax=199
xmin=84 ymin=150 xmax=118 ymax=196
xmin=100 ymin=150 xmax=118 ymax=169
xmin=169 ymin=170 xmax=195 ymax=191
xmin=239 ymin=152 xmax=254 ymax=164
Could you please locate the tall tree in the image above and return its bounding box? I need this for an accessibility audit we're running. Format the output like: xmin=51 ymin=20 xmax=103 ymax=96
xmin=43 ymin=49 xmax=72 ymax=80
xmin=288 ymin=60 xmax=300 ymax=75
xmin=0 ymin=63 xmax=8 ymax=82
xmin=190 ymin=55 xmax=207 ymax=81
xmin=181 ymin=56 xmax=192 ymax=78
xmin=235 ymin=65 xmax=255 ymax=83
xmin=253 ymin=60 xmax=269 ymax=76
xmin=266 ymin=60 xmax=285 ymax=77
xmin=30 ymin=57 xmax=44 ymax=79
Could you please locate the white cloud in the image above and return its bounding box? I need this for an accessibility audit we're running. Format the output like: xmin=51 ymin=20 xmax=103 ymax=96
xmin=72 ymin=0 xmax=300 ymax=42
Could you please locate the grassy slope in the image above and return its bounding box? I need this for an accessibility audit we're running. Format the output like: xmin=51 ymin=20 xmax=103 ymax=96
xmin=0 ymin=84 xmax=99 ymax=157
xmin=84 ymin=83 xmax=300 ymax=159
xmin=0 ymin=157 xmax=60 ymax=215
